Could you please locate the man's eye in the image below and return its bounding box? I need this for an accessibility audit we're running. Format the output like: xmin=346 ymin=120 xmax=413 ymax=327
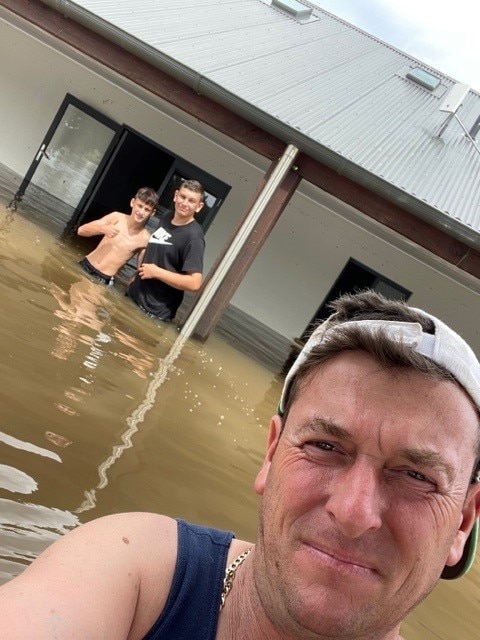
xmin=406 ymin=470 xmax=430 ymax=483
xmin=311 ymin=441 xmax=336 ymax=451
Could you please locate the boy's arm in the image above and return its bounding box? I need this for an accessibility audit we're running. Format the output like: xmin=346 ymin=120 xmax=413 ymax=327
xmin=138 ymin=265 xmax=203 ymax=291
xmin=137 ymin=247 xmax=146 ymax=269
xmin=138 ymin=235 xmax=204 ymax=291
xmin=77 ymin=212 xmax=121 ymax=238
xmin=0 ymin=512 xmax=178 ymax=640
xmin=126 ymin=248 xmax=147 ymax=285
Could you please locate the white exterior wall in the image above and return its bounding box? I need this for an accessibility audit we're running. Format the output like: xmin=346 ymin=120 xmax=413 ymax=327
xmin=1 ymin=9 xmax=479 ymax=352
xmin=234 ymin=180 xmax=480 ymax=346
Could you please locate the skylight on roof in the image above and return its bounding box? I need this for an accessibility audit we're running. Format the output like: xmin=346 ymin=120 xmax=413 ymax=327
xmin=406 ymin=68 xmax=440 ymax=91
xmin=272 ymin=0 xmax=312 ymax=19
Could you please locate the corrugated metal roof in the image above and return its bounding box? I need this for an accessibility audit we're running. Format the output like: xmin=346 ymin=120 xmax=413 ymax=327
xmin=67 ymin=0 xmax=480 ymax=240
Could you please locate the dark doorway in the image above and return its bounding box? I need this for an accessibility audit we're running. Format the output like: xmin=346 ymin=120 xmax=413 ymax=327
xmin=299 ymin=258 xmax=411 ymax=342
xmin=75 ymin=128 xmax=175 ymax=227
xmin=282 ymin=258 xmax=412 ymax=374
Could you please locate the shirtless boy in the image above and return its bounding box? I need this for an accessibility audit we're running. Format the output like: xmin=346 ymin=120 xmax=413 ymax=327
xmin=77 ymin=187 xmax=159 ymax=285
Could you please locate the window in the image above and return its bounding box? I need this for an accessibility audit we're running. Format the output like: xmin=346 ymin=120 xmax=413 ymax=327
xmin=406 ymin=68 xmax=440 ymax=91
xmin=271 ymin=0 xmax=313 ymax=19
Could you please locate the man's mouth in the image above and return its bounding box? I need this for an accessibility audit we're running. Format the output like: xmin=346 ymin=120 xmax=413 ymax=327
xmin=302 ymin=541 xmax=379 ymax=577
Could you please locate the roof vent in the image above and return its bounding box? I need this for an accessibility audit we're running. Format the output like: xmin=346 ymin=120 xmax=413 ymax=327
xmin=272 ymin=0 xmax=313 ymax=19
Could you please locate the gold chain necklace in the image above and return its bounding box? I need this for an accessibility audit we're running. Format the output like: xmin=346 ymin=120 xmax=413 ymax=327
xmin=220 ymin=547 xmax=252 ymax=610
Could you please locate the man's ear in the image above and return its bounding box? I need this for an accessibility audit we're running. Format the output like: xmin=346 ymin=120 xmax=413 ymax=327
xmin=130 ymin=197 xmax=136 ymax=208
xmin=254 ymin=414 xmax=283 ymax=496
xmin=195 ymin=201 xmax=204 ymax=213
xmin=445 ymin=482 xmax=480 ymax=568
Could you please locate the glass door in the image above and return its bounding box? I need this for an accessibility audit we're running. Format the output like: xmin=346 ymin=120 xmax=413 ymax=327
xmin=11 ymin=94 xmax=121 ymax=212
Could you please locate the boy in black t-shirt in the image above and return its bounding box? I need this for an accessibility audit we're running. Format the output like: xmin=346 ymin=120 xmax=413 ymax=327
xmin=126 ymin=180 xmax=205 ymax=321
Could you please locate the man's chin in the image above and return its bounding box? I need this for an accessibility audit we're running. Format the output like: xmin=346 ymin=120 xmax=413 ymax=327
xmin=283 ymin=586 xmax=388 ymax=640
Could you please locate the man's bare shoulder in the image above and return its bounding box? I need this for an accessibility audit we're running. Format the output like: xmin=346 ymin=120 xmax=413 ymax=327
xmin=0 ymin=512 xmax=178 ymax=640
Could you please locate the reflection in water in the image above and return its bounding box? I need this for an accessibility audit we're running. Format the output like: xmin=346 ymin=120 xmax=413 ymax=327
xmin=47 ymin=273 xmax=158 ymax=420
xmin=0 ymin=208 xmax=14 ymax=240
xmin=0 ymin=465 xmax=37 ymax=495
xmin=0 ymin=498 xmax=79 ymax=581
xmin=0 ymin=431 xmax=61 ymax=463
xmin=50 ymin=276 xmax=155 ymax=384
xmin=76 ymin=333 xmax=189 ymax=513
xmin=45 ymin=431 xmax=72 ymax=448
xmin=112 ymin=326 xmax=155 ymax=379
xmin=49 ymin=277 xmax=115 ymax=417
xmin=50 ymin=278 xmax=112 ymax=360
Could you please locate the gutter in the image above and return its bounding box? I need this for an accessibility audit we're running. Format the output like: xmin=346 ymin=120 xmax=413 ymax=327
xmin=40 ymin=0 xmax=479 ymax=251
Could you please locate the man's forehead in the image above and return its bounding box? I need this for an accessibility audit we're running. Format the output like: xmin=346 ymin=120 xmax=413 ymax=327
xmin=288 ymin=353 xmax=479 ymax=455
xmin=299 ymin=351 xmax=471 ymax=405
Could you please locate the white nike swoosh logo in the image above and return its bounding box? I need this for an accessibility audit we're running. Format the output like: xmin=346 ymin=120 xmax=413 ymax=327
xmin=150 ymin=238 xmax=173 ymax=245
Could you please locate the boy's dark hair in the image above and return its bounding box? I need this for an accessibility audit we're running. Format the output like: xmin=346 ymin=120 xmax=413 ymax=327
xmin=178 ymin=179 xmax=205 ymax=203
xmin=135 ymin=187 xmax=159 ymax=210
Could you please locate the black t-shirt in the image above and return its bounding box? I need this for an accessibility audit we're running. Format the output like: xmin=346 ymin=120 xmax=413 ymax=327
xmin=127 ymin=212 xmax=205 ymax=320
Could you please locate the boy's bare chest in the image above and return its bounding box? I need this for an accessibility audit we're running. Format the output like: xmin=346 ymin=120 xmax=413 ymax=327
xmin=115 ymin=224 xmax=147 ymax=251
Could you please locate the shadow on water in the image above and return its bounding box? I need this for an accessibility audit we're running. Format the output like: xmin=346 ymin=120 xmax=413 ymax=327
xmin=0 ymin=167 xmax=286 ymax=583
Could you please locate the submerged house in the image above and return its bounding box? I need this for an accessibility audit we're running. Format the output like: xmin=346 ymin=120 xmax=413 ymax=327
xmin=1 ymin=0 xmax=480 ymax=363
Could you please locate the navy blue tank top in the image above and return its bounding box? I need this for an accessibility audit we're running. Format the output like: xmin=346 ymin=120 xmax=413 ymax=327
xmin=143 ymin=519 xmax=234 ymax=640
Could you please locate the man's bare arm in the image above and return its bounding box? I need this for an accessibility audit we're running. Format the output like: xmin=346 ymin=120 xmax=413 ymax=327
xmin=0 ymin=512 xmax=177 ymax=640
xmin=138 ymin=264 xmax=202 ymax=291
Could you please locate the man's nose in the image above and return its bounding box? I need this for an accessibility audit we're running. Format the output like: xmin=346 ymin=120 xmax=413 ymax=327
xmin=325 ymin=461 xmax=384 ymax=538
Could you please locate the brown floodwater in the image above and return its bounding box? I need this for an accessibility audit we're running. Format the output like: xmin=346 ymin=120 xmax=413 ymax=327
xmin=0 ymin=186 xmax=478 ymax=639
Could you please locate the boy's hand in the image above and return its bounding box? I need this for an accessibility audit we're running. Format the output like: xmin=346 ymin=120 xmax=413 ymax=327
xmin=104 ymin=220 xmax=119 ymax=238
xmin=138 ymin=263 xmax=159 ymax=279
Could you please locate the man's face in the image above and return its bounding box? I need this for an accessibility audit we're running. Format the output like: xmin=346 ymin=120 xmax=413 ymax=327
xmin=173 ymin=187 xmax=204 ymax=221
xmin=130 ymin=197 xmax=155 ymax=224
xmin=254 ymin=351 xmax=480 ymax=638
